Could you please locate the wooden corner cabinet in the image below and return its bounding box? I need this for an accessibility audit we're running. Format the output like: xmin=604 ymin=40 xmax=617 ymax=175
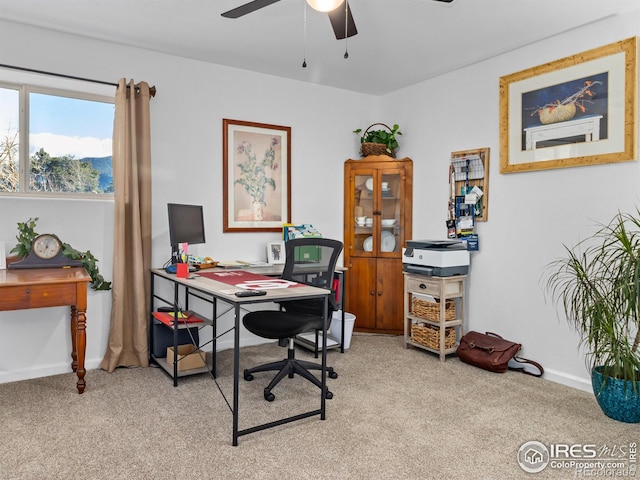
xmin=344 ymin=155 xmax=413 ymax=334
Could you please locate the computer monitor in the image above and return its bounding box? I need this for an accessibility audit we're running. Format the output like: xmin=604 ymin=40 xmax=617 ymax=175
xmin=167 ymin=203 xmax=206 ymax=264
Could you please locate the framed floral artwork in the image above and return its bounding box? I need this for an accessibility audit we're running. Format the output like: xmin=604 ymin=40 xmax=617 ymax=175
xmin=499 ymin=37 xmax=637 ymax=173
xmin=223 ymin=119 xmax=291 ymax=232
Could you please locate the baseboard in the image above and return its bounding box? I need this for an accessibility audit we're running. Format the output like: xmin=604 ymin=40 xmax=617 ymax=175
xmin=0 ymin=337 xmax=273 ymax=385
xmin=0 ymin=358 xmax=103 ymax=385
xmin=542 ymin=368 xmax=592 ymax=393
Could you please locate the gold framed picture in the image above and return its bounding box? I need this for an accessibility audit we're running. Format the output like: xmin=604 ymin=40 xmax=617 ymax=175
xmin=222 ymin=119 xmax=291 ymax=232
xmin=499 ymin=37 xmax=637 ymax=173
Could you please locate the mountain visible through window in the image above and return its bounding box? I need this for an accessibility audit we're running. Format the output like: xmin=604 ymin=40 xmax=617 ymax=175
xmin=0 ymin=84 xmax=114 ymax=195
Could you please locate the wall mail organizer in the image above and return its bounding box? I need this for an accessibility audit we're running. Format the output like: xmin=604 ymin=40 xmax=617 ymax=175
xmin=447 ymin=147 xmax=490 ymax=239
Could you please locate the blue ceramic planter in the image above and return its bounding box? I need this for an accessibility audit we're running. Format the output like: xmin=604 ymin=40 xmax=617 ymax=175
xmin=591 ymin=366 xmax=640 ymax=423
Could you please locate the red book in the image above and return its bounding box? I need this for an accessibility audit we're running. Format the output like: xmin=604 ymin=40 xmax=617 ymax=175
xmin=153 ymin=311 xmax=204 ymax=327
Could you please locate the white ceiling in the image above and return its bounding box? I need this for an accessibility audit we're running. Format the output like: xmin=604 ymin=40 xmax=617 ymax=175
xmin=1 ymin=0 xmax=637 ymax=95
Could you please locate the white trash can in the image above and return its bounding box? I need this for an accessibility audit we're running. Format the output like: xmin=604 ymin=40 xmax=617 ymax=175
xmin=330 ymin=310 xmax=356 ymax=349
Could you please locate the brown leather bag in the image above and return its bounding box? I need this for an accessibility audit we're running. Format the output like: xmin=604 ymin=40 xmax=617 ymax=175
xmin=456 ymin=331 xmax=543 ymax=376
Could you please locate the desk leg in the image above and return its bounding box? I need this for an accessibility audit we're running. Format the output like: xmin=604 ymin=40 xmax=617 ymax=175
xmin=71 ymin=305 xmax=87 ymax=394
xmin=232 ymin=304 xmax=240 ymax=446
xmin=229 ymin=294 xmax=328 ymax=445
xmin=321 ymin=296 xmax=327 ymax=420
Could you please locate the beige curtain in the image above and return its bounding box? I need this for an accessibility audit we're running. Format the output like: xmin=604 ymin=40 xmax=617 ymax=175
xmin=100 ymin=79 xmax=153 ymax=371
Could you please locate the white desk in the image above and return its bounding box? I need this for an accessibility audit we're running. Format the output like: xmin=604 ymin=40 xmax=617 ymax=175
xmin=150 ymin=268 xmax=331 ymax=446
xmin=523 ymin=115 xmax=603 ymax=150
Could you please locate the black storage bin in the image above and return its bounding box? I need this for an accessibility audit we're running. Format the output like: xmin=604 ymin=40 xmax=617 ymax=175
xmin=152 ymin=320 xmax=200 ymax=358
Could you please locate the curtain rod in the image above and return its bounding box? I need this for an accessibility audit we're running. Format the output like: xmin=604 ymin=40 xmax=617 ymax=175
xmin=0 ymin=63 xmax=156 ymax=97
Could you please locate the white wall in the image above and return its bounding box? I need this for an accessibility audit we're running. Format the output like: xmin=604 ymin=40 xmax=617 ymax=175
xmin=0 ymin=20 xmax=377 ymax=383
xmin=1 ymin=8 xmax=639 ymax=391
xmin=0 ymin=197 xmax=114 ymax=382
xmin=383 ymin=10 xmax=640 ymax=391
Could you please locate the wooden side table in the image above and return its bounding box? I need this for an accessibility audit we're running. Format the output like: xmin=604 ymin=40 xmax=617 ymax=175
xmin=0 ymin=266 xmax=91 ymax=393
xmin=403 ymin=272 xmax=466 ymax=361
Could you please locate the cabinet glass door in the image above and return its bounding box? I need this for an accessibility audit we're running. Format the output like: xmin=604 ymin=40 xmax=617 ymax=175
xmin=353 ymin=173 xmax=374 ymax=255
xmin=352 ymin=171 xmax=402 ymax=255
xmin=379 ymin=172 xmax=401 ymax=254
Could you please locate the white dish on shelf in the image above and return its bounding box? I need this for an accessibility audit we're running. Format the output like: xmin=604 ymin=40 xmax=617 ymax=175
xmin=381 ymin=219 xmax=397 ymax=227
xmin=365 ymin=178 xmax=374 ymax=191
xmin=363 ymin=236 xmax=373 ymax=252
xmin=381 ymin=231 xmax=396 ymax=252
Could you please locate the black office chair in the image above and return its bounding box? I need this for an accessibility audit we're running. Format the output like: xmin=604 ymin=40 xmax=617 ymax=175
xmin=242 ymin=237 xmax=343 ymax=402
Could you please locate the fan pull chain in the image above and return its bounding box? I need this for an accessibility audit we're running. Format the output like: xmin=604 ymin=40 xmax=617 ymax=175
xmin=343 ymin=1 xmax=349 ymax=59
xmin=302 ymin=3 xmax=308 ymax=68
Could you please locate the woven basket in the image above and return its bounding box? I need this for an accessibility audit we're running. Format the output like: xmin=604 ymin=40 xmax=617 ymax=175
xmin=539 ymin=103 xmax=576 ymax=124
xmin=411 ymin=323 xmax=457 ymax=350
xmin=412 ymin=296 xmax=456 ymax=321
xmin=359 ymin=123 xmax=395 ymax=158
xmin=361 ymin=142 xmax=392 ymax=157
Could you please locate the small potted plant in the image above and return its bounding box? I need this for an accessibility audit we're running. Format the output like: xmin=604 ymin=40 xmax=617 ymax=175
xmin=544 ymin=210 xmax=640 ymax=423
xmin=353 ymin=123 xmax=402 ymax=158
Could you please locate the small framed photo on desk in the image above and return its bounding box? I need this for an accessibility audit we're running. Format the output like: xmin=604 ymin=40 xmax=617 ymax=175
xmin=267 ymin=241 xmax=285 ymax=264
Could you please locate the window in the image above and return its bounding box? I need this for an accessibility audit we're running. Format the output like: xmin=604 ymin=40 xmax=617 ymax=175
xmin=0 ymin=79 xmax=114 ymax=196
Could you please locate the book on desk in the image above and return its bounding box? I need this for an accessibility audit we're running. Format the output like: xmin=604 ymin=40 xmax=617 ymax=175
xmin=153 ymin=311 xmax=205 ymax=327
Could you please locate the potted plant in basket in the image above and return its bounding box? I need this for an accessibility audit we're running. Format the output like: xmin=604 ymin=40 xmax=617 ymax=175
xmin=353 ymin=123 xmax=402 ymax=158
xmin=544 ymin=210 xmax=640 ymax=423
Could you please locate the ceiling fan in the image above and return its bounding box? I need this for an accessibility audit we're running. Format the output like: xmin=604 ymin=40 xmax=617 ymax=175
xmin=221 ymin=0 xmax=454 ymax=41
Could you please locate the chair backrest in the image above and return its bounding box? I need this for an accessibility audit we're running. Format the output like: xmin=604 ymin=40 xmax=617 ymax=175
xmin=282 ymin=237 xmax=343 ymax=287
xmin=280 ymin=237 xmax=343 ymax=315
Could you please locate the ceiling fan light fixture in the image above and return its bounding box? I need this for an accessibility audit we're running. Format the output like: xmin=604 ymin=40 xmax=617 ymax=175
xmin=306 ymin=0 xmax=344 ymax=13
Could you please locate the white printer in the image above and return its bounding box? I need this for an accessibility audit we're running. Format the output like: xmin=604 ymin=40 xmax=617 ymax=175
xmin=402 ymin=239 xmax=470 ymax=276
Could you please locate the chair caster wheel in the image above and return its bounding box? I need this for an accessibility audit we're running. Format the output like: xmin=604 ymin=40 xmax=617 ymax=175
xmin=328 ymin=370 xmax=338 ymax=379
xmin=244 ymin=370 xmax=254 ymax=381
xmin=325 ymin=390 xmax=333 ymax=400
xmin=264 ymin=390 xmax=275 ymax=402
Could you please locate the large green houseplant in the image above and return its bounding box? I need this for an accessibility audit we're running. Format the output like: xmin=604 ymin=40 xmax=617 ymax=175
xmin=545 ymin=210 xmax=640 ymax=423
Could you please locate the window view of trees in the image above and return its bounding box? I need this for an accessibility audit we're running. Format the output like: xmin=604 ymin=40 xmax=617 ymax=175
xmin=30 ymin=148 xmax=106 ymax=193
xmin=0 ymin=84 xmax=114 ymax=195
xmin=0 ymin=136 xmax=112 ymax=193
xmin=0 ymin=130 xmax=19 ymax=192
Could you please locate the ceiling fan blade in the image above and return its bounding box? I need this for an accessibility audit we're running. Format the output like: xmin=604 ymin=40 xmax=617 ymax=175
xmin=433 ymin=0 xmax=454 ymax=3
xmin=221 ymin=0 xmax=281 ymax=19
xmin=328 ymin=1 xmax=357 ymax=40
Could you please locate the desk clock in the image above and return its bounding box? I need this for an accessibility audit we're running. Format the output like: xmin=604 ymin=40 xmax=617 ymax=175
xmin=8 ymin=233 xmax=83 ymax=269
